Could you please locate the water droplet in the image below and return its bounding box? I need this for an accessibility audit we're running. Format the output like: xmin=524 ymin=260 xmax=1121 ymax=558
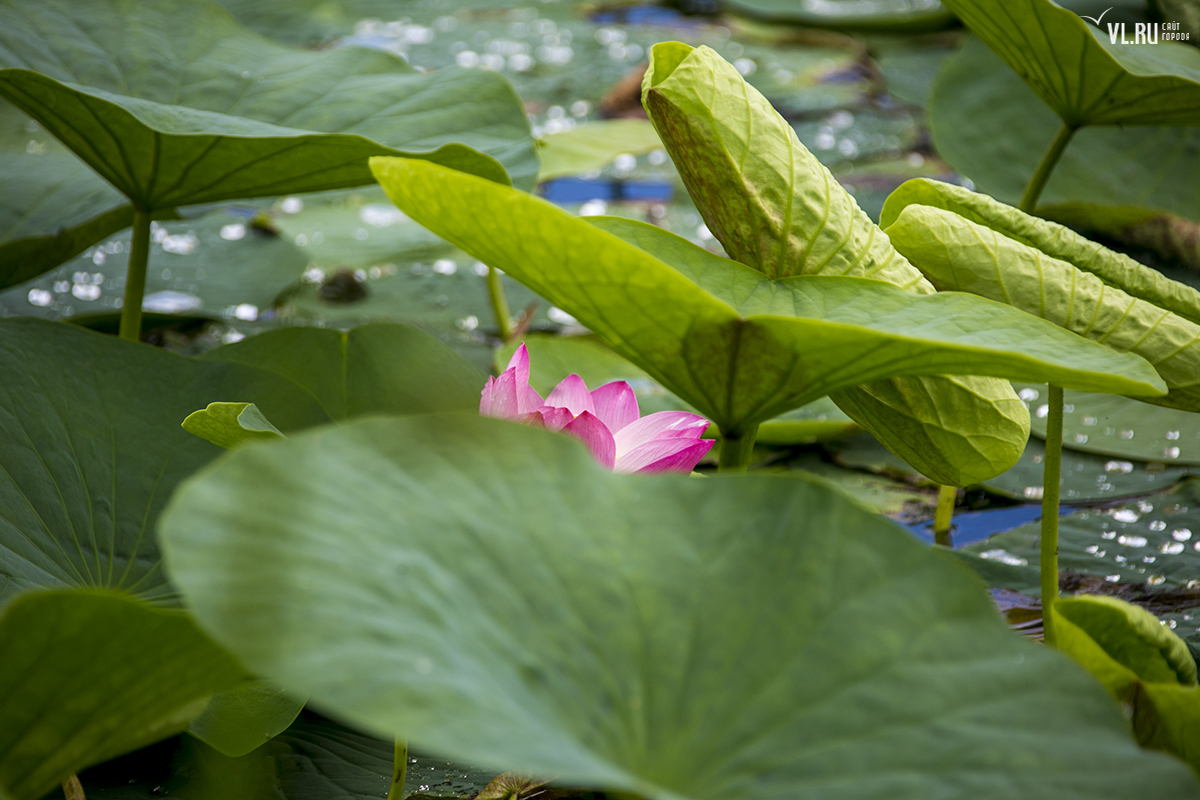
xmin=1120 ymin=429 xmax=1135 ymax=439
xmin=1165 ymin=446 xmax=1181 ymax=459
xmin=1167 ymin=431 xmax=1181 ymax=440
xmin=1148 ymin=575 xmax=1166 ymax=586
xmin=27 ymin=288 xmax=52 ymax=307
xmin=220 ymin=223 xmax=246 ymax=241
xmin=1160 ymin=542 xmax=1184 ymax=555
xmin=1112 ymin=509 xmax=1139 ymax=523
xmin=1117 ymin=534 xmax=1148 ymax=547
xmin=1023 ymin=486 xmax=1044 ymax=499
xmin=1174 ymin=528 xmax=1192 ymax=541
xmin=1149 ymin=520 xmax=1166 ymax=531
xmin=1018 ymin=388 xmax=1039 ymax=401
xmin=978 ymin=549 xmax=1027 ymax=566
xmin=1105 ymin=574 xmax=1121 ymax=582
xmin=1105 ymin=461 xmax=1134 ymax=474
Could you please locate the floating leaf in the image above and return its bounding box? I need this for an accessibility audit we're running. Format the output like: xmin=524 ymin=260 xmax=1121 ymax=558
xmin=1055 ymin=594 xmax=1200 ymax=770
xmin=720 ymin=0 xmax=954 ymax=32
xmin=639 ymin=42 xmax=1031 ymax=485
xmin=161 ymin=413 xmax=1200 ymax=799
xmin=199 ymin=324 xmax=486 ymax=420
xmin=885 ymin=199 xmax=1200 ymax=411
xmin=0 ymin=0 xmax=535 ymax=283
xmin=940 ymin=0 xmax=1200 ymax=127
xmin=1020 ymin=383 xmax=1200 ymax=465
xmin=187 ymin=682 xmax=305 ymax=758
xmin=0 ymin=590 xmax=246 ymax=800
xmin=963 ymin=479 xmax=1200 ymax=589
xmin=537 ymin=121 xmax=662 ymax=181
xmin=931 ymin=37 xmax=1200 ymax=215
xmin=183 ymin=403 xmax=286 ymax=450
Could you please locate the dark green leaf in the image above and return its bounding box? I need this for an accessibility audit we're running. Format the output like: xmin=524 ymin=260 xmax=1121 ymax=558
xmin=940 ymin=0 xmax=1200 ymax=126
xmin=0 ymin=590 xmax=246 ymax=800
xmin=161 ymin=413 xmax=1200 ymax=799
xmin=187 ymin=682 xmax=304 ymax=758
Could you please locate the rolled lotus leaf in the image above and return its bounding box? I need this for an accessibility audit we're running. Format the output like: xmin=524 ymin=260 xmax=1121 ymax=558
xmin=882 ymin=178 xmax=1200 ymax=325
xmin=1055 ymin=594 xmax=1200 ymax=770
xmin=641 ymin=41 xmax=1029 ymax=485
xmin=886 ymin=203 xmax=1200 ymax=412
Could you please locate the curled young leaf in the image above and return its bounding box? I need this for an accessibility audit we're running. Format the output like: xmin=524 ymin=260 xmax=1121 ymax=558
xmin=882 ymin=178 xmax=1200 ymax=325
xmin=886 ymin=201 xmax=1200 ymax=411
xmin=639 ymin=42 xmax=1029 ymax=484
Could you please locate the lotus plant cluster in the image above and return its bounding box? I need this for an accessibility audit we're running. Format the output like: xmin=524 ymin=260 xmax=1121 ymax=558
xmin=480 ymin=343 xmax=714 ymax=473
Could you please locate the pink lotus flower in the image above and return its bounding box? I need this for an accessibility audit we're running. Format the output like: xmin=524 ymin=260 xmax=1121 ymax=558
xmin=481 ymin=343 xmax=714 ymax=474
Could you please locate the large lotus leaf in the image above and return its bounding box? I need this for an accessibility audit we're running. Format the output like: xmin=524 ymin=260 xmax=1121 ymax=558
xmin=199 ymin=324 xmax=486 ymax=420
xmin=496 ymin=333 xmax=859 ymax=446
xmin=160 ymin=413 xmax=1200 ymax=799
xmin=0 ymin=0 xmax=535 ymax=218
xmin=1054 ymin=594 xmax=1200 ymax=770
xmin=537 ymin=121 xmax=662 ymax=182
xmin=881 ymin=178 xmax=1200 ymax=325
xmin=1020 ymin=383 xmax=1200 ymax=464
xmin=940 ymin=0 xmax=1200 ymax=127
xmin=0 ymin=318 xmax=330 ymax=606
xmin=596 ymin=215 xmax=1032 ymax=484
xmin=963 ymin=479 xmax=1200 ymax=589
xmin=931 ymin=37 xmax=1200 ymax=216
xmin=0 ymin=589 xmax=247 ymax=800
xmin=0 ymin=150 xmax=138 ymax=291
xmin=639 ymin=42 xmax=1029 ymax=485
xmin=887 ymin=204 xmax=1200 ymax=411
xmin=372 ymin=156 xmax=1166 ymax=437
xmin=721 ymin=0 xmax=954 ymax=32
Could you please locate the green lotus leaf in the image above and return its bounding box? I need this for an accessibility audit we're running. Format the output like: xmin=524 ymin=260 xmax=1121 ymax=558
xmin=1018 ymin=382 xmax=1200 ymax=464
xmin=720 ymin=0 xmax=954 ymax=33
xmin=1040 ymin=201 xmax=1200 ymax=273
xmin=0 ymin=0 xmax=535 ymax=282
xmin=0 ymin=150 xmax=170 ymax=292
xmin=372 ymin=156 xmax=1169 ymax=440
xmin=187 ymin=681 xmax=305 ymax=758
xmin=1055 ymin=594 xmax=1200 ymax=770
xmin=0 ymin=319 xmax=481 ymax=780
xmin=160 ymin=413 xmax=1200 ymax=799
xmin=183 ymin=403 xmax=286 ymax=450
xmin=963 ymin=479 xmax=1200 ymax=589
xmin=639 ymin=41 xmax=1030 ymax=485
xmin=0 ymin=589 xmax=247 ymax=800
xmin=496 ymin=333 xmax=859 ymax=446
xmin=199 ymin=324 xmax=486 ymax=420
xmin=940 ymin=0 xmax=1200 ymax=127
xmin=886 ymin=201 xmax=1200 ymax=411
xmin=881 ymin=178 xmax=1200 ymax=325
xmin=930 ymin=37 xmax=1200 ymax=217
xmin=537 ymin=120 xmax=662 ymax=182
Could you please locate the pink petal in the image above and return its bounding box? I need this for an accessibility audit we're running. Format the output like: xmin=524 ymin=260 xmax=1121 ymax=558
xmin=590 ymin=381 xmax=640 ymax=434
xmin=537 ymin=405 xmax=574 ymax=432
xmin=506 ymin=343 xmax=531 ymax=386
xmin=616 ymin=438 xmax=715 ymax=474
xmin=562 ymin=411 xmax=616 ymax=470
xmin=514 ymin=410 xmax=547 ymax=429
xmin=480 ymin=370 xmax=520 ymax=419
xmin=613 ymin=411 xmax=710 ymax=457
xmin=545 ymin=374 xmax=595 ymax=417
xmin=518 ymin=383 xmax=544 ymax=415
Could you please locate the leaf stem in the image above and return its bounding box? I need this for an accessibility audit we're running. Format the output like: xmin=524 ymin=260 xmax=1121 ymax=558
xmin=933 ymin=484 xmax=957 ymax=547
xmin=1040 ymin=385 xmax=1064 ymax=647
xmin=1019 ymin=124 xmax=1077 ymax=214
xmin=487 ymin=266 xmax=514 ymax=341
xmin=118 ymin=210 xmax=152 ymax=342
xmin=717 ymin=425 xmax=759 ymax=472
xmin=388 ymin=739 xmax=408 ymax=800
xmin=63 ymin=775 xmax=85 ymax=800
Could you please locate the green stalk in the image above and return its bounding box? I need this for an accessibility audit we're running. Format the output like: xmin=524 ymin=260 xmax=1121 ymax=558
xmin=118 ymin=210 xmax=152 ymax=342
xmin=487 ymin=265 xmax=514 ymax=341
xmin=63 ymin=775 xmax=85 ymax=800
xmin=1040 ymin=385 xmax=1065 ymax=647
xmin=932 ymin=484 xmax=957 ymax=548
xmin=1018 ymin=124 xmax=1077 ymax=214
xmin=717 ymin=425 xmax=759 ymax=472
xmin=387 ymin=739 xmax=408 ymax=800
